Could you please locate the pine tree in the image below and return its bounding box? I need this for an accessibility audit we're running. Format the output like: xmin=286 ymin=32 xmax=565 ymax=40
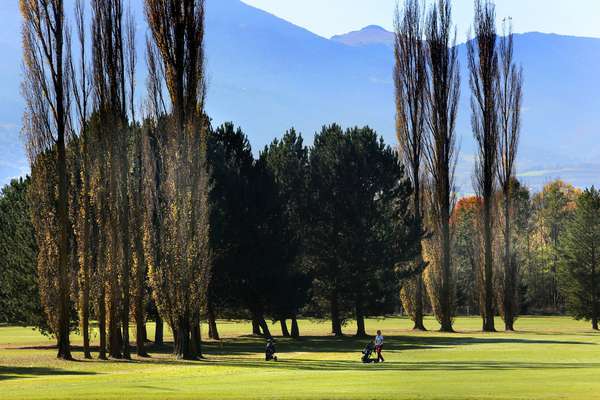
xmin=0 ymin=178 xmax=40 ymax=325
xmin=260 ymin=129 xmax=311 ymax=338
xmin=560 ymin=187 xmax=600 ymax=330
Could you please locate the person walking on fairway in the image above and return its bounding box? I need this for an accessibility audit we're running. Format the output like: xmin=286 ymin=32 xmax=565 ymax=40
xmin=375 ymin=330 xmax=384 ymax=362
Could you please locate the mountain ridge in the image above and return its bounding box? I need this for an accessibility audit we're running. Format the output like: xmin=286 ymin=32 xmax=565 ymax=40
xmin=331 ymin=25 xmax=395 ymax=47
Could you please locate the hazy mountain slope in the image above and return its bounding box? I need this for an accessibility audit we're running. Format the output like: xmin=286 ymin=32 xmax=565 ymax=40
xmin=1 ymin=0 xmax=599 ymax=191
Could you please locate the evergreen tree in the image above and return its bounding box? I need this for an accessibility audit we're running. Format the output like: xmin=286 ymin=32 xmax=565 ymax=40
xmin=209 ymin=123 xmax=265 ymax=335
xmin=309 ymin=124 xmax=416 ymax=336
xmin=0 ymin=178 xmax=40 ymax=325
xmin=260 ymin=129 xmax=311 ymax=338
xmin=560 ymin=187 xmax=600 ymax=330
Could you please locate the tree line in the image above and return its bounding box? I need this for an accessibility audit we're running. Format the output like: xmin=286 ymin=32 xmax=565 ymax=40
xmin=4 ymin=0 xmax=599 ymax=362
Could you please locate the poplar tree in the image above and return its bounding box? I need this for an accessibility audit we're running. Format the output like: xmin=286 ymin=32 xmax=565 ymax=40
xmin=21 ymin=0 xmax=74 ymax=360
xmin=90 ymin=0 xmax=132 ymax=359
xmin=394 ymin=0 xmax=429 ymax=331
xmin=468 ymin=0 xmax=499 ymax=332
xmin=422 ymin=0 xmax=460 ymax=332
xmin=496 ymin=20 xmax=524 ymax=331
xmin=144 ymin=0 xmax=211 ymax=360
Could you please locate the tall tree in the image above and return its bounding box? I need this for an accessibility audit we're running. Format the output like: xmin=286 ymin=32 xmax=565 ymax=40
xmin=309 ymin=125 xmax=415 ymax=336
xmin=21 ymin=0 xmax=74 ymax=360
xmin=69 ymin=0 xmax=95 ymax=359
xmin=560 ymin=188 xmax=600 ymax=330
xmin=496 ymin=20 xmax=523 ymax=331
xmin=467 ymin=0 xmax=499 ymax=332
xmin=144 ymin=0 xmax=211 ymax=360
xmin=207 ymin=123 xmax=254 ymax=338
xmin=422 ymin=0 xmax=460 ymax=332
xmin=122 ymin=4 xmax=148 ymax=358
xmin=394 ymin=0 xmax=429 ymax=331
xmin=260 ymin=129 xmax=311 ymax=338
xmin=90 ymin=0 xmax=131 ymax=359
xmin=308 ymin=124 xmax=353 ymax=336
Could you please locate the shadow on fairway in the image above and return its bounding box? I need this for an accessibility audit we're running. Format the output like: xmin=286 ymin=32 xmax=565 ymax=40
xmin=14 ymin=334 xmax=596 ymax=364
xmin=0 ymin=366 xmax=97 ymax=381
xmin=206 ymin=358 xmax=600 ymax=372
xmin=194 ymin=334 xmax=595 ymax=357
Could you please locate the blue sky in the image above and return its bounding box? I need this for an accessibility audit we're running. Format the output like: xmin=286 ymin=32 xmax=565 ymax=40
xmin=242 ymin=0 xmax=600 ymax=40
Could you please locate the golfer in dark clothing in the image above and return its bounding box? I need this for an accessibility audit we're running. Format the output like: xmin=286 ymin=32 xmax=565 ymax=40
xmin=265 ymin=339 xmax=277 ymax=361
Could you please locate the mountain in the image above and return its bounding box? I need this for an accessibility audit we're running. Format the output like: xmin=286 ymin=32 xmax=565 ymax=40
xmin=1 ymin=0 xmax=599 ymax=193
xmin=331 ymin=25 xmax=394 ymax=47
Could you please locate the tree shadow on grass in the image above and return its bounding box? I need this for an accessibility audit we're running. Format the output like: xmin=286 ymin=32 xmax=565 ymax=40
xmin=11 ymin=334 xmax=595 ymax=367
xmin=205 ymin=358 xmax=600 ymax=372
xmin=0 ymin=366 xmax=97 ymax=381
xmin=193 ymin=334 xmax=595 ymax=357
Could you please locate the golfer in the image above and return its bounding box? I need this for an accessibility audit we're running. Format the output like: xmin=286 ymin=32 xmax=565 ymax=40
xmin=375 ymin=329 xmax=384 ymax=362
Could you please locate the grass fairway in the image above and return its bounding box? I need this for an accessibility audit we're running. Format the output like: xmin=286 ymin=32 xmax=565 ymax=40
xmin=1 ymin=316 xmax=599 ymax=399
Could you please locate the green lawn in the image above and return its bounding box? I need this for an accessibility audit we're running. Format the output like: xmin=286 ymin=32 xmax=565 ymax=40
xmin=1 ymin=316 xmax=599 ymax=399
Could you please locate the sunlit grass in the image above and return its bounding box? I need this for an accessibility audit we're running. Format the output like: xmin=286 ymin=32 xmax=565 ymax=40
xmin=1 ymin=316 xmax=599 ymax=399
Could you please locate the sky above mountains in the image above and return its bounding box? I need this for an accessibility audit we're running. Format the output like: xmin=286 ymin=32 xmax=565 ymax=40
xmin=242 ymin=0 xmax=600 ymax=40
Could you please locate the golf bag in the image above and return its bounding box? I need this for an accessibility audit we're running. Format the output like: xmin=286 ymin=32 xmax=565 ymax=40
xmin=361 ymin=342 xmax=379 ymax=363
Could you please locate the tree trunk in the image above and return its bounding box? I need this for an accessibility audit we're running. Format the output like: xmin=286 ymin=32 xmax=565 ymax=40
xmin=134 ymin=228 xmax=147 ymax=355
xmin=120 ymin=145 xmax=132 ymax=360
xmin=208 ymin=317 xmax=219 ymax=341
xmin=439 ymin=204 xmax=454 ymax=333
xmin=592 ymin=256 xmax=598 ymax=331
xmin=121 ymin=311 xmax=130 ymax=359
xmin=290 ymin=316 xmax=300 ymax=339
xmin=482 ymin=199 xmax=496 ymax=332
xmin=136 ymin=316 xmax=148 ymax=357
xmin=56 ymin=129 xmax=72 ymax=361
xmin=280 ymin=319 xmax=290 ymax=337
xmin=154 ymin=315 xmax=164 ymax=346
xmin=505 ymin=316 xmax=515 ymax=331
xmin=251 ymin=317 xmax=261 ymax=335
xmin=412 ymin=177 xmax=426 ymax=332
xmin=81 ymin=288 xmax=91 ymax=359
xmin=191 ymin=322 xmax=202 ymax=359
xmin=108 ymin=291 xmax=122 ymax=358
xmin=98 ymin=290 xmax=107 ymax=360
xmin=174 ymin=317 xmax=193 ymax=360
xmin=142 ymin=323 xmax=149 ymax=342
xmin=413 ymin=273 xmax=427 ymax=331
xmin=207 ymin=301 xmax=220 ymax=340
xmin=257 ymin=316 xmax=272 ymax=338
xmin=355 ymin=298 xmax=367 ymax=337
xmin=503 ymin=190 xmax=516 ymax=332
xmin=331 ymin=293 xmax=343 ymax=336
